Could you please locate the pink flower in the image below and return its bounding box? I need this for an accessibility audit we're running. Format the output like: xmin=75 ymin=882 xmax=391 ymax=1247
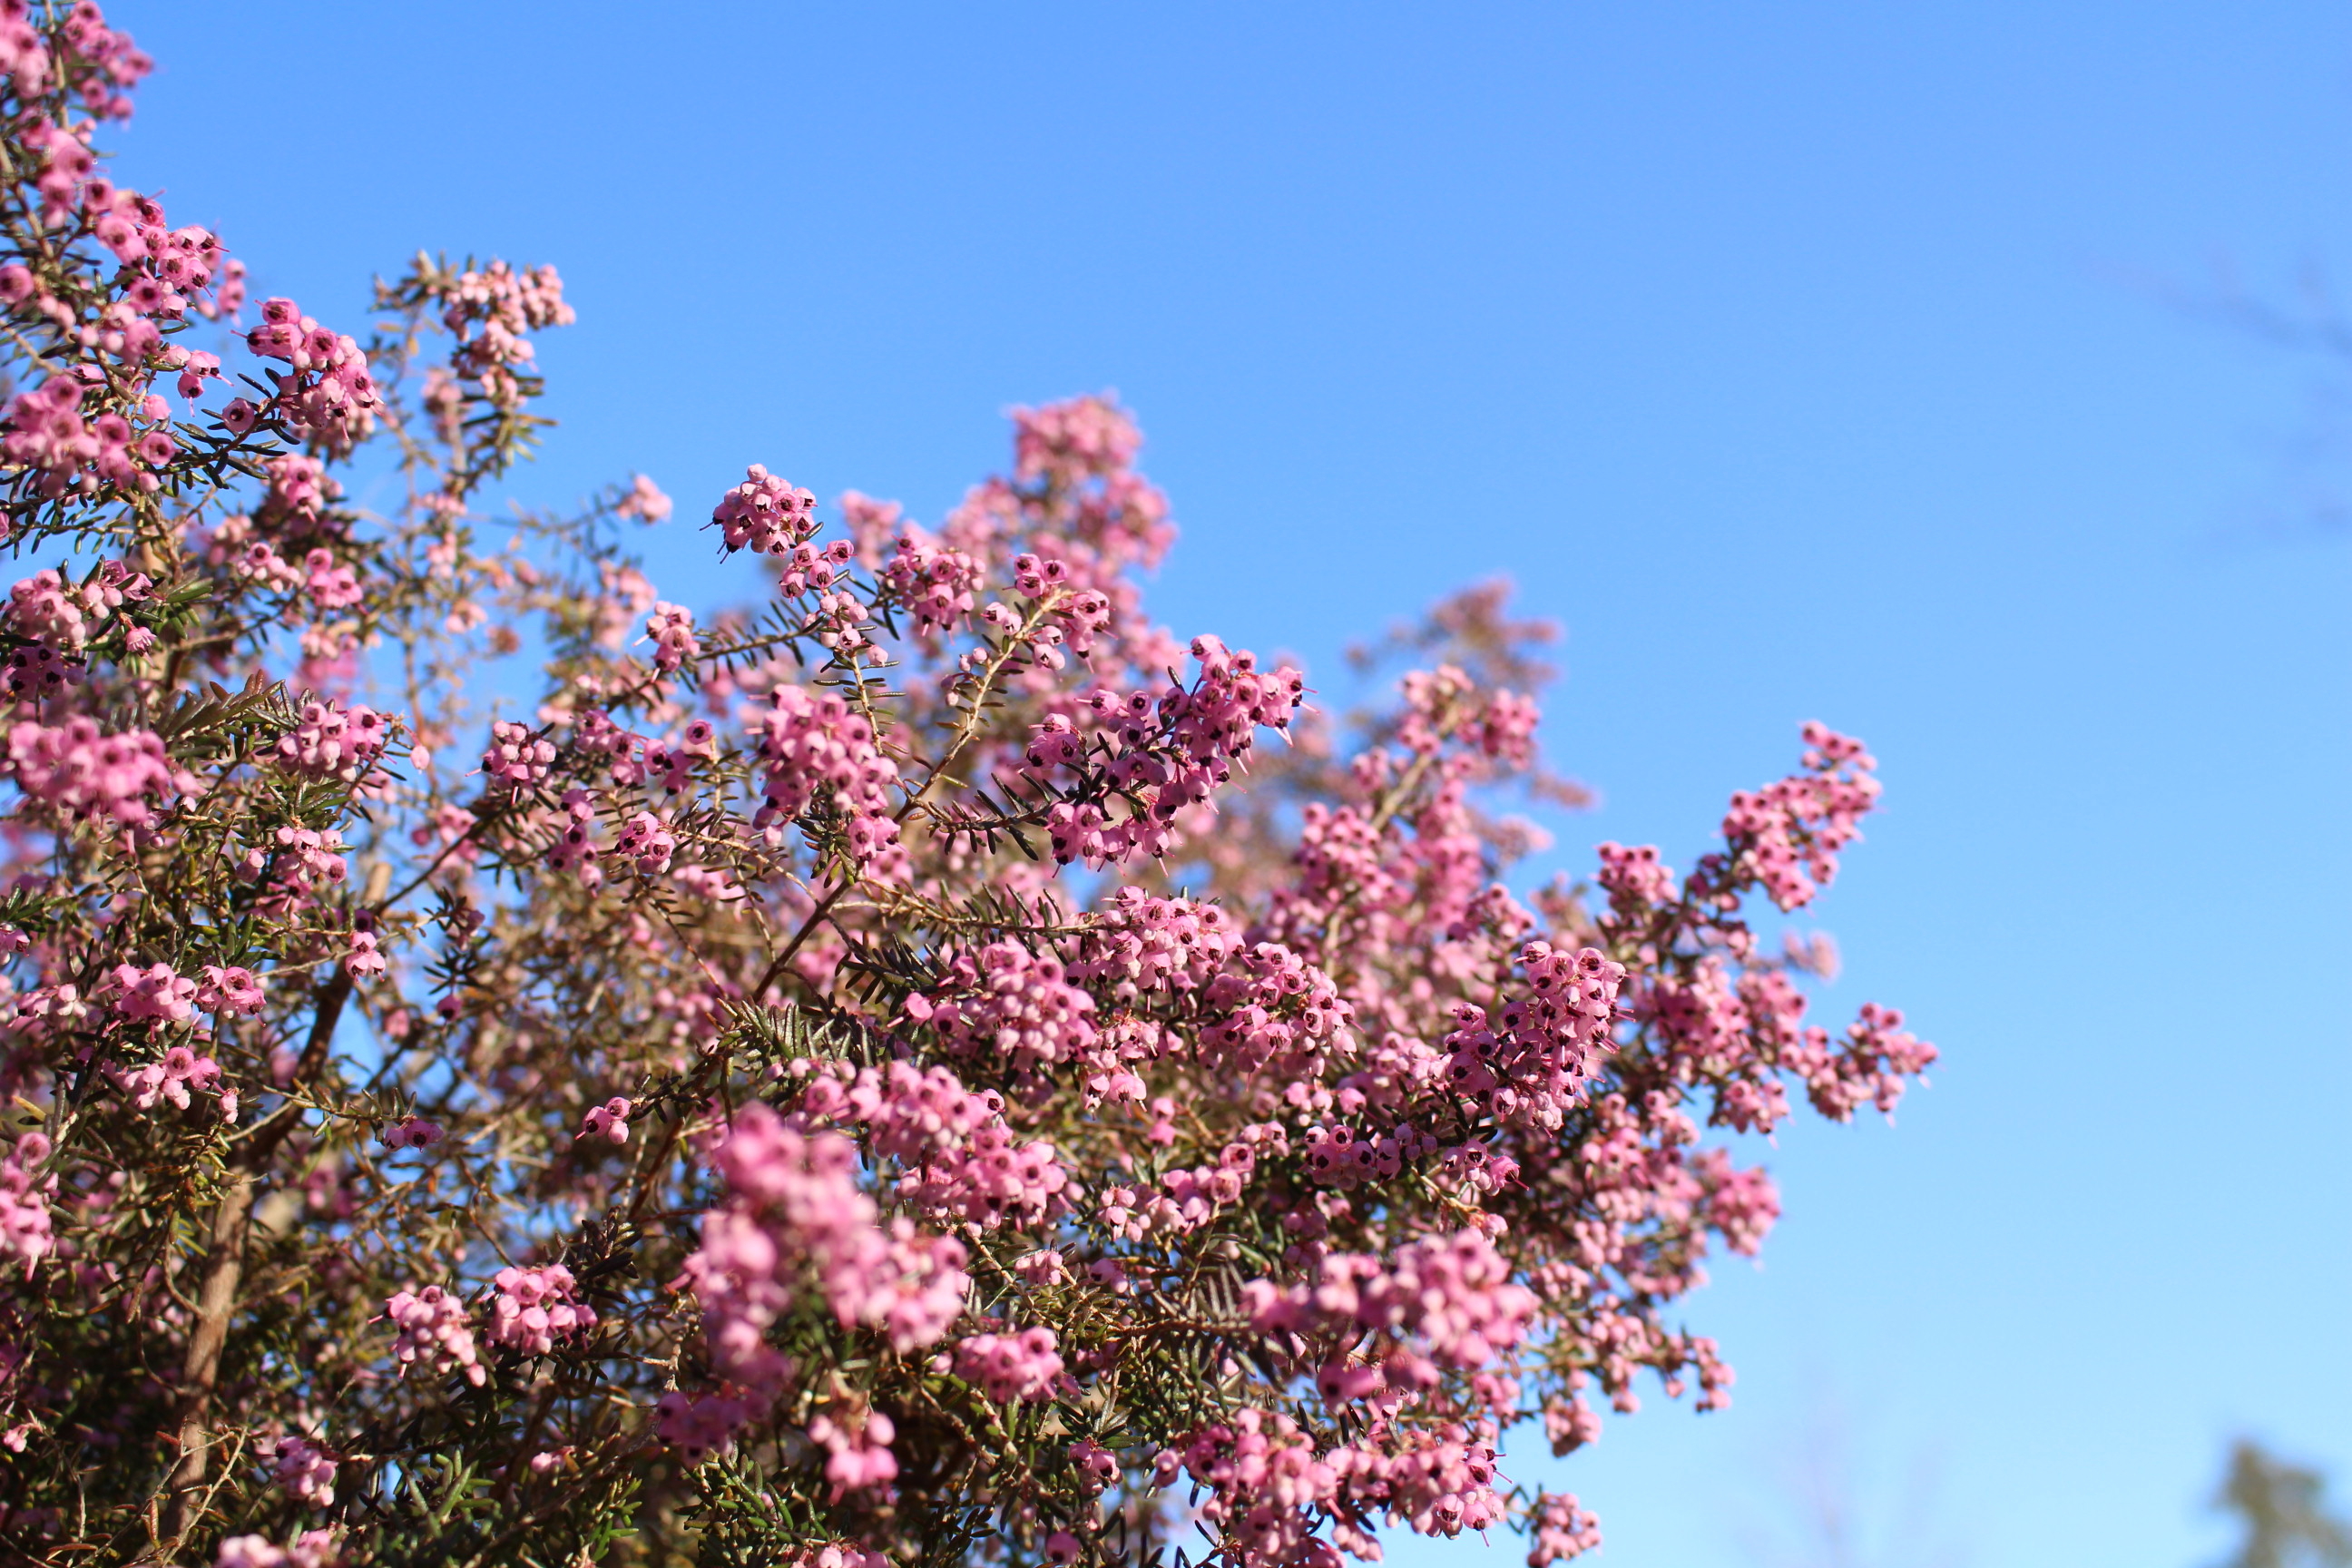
xmin=7 ymin=716 xmax=183 ymax=828
xmin=665 ymin=1102 xmax=970 ymax=1455
xmin=951 ymin=1326 xmax=1064 ymax=1404
xmin=750 ymin=684 xmax=907 ymax=882
xmin=1526 ymin=1491 xmax=1602 ymax=1566
xmin=484 ymin=1263 xmax=595 ymax=1356
xmin=302 ymin=548 xmax=364 ymax=611
xmin=172 ymin=347 xmax=221 ymax=399
xmin=245 ymin=305 xmax=381 ymax=449
xmin=653 ymin=1389 xmax=750 ymax=1461
xmin=381 ymin=1285 xmax=484 ymax=1386
xmin=919 ymin=942 xmax=1096 ymax=1077
xmin=272 ymin=700 xmax=391 ymax=783
xmin=481 ymin=719 xmax=556 ymax=790
xmin=213 ymin=1534 xmax=342 ymax=1568
xmin=197 ymin=965 xmax=266 ymax=1016
xmin=808 ymin=1406 xmax=898 ymax=1498
xmin=615 ymin=473 xmax=671 ymax=523
xmin=345 ymin=929 xmax=387 ymax=978
xmin=1068 ymin=1437 xmax=1118 ymax=1495
xmin=710 ymin=464 xmax=817 ymax=555
xmin=643 ymin=602 xmax=698 ymax=671
xmin=109 ymin=1046 xmax=225 ymax=1112
xmin=268 ymin=1433 xmax=337 ymax=1507
xmin=613 ymin=811 xmax=675 ymax=874
xmin=380 ymin=1116 xmax=444 ymax=1152
xmin=107 ymin=961 xmax=195 ymax=1024
xmin=0 ymin=1132 xmax=56 ymax=1272
xmin=577 ymin=1096 xmax=632 ymax=1146
xmin=1013 ymin=393 xmax=1142 ymax=484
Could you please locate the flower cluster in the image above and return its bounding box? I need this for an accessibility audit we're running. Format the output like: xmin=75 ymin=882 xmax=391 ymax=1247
xmin=1032 ymin=636 xmax=1306 ymax=867
xmin=1171 ymin=1407 xmax=1509 ymax=1563
xmin=5 ymin=715 xmax=183 ymax=827
xmin=197 ymin=965 xmax=265 ymax=1015
xmin=272 ymin=699 xmax=391 ymax=782
xmin=949 ymin=1325 xmax=1064 ymax=1404
xmin=1526 ymin=1493 xmax=1602 ymax=1567
xmin=383 ymin=1286 xmax=486 ymax=1387
xmin=7 ymin=559 xmax=150 ymax=649
xmin=750 ymin=683 xmax=907 ymax=880
xmin=1250 ymin=1231 xmax=1541 ymax=1391
xmin=0 ymin=3 xmax=151 ymax=120
xmin=1716 ymin=721 xmax=1881 ymax=912
xmin=1069 ymin=887 xmax=1243 ymax=997
xmin=244 ymin=297 xmax=384 ymax=450
xmin=578 ymin=1096 xmax=632 ymax=1145
xmin=379 ymin=1115 xmax=444 ymax=1152
xmin=644 ymin=601 xmax=698 ymax=671
xmin=1440 ymin=942 xmax=1626 ymax=1133
xmin=712 ymin=465 xmax=818 ymax=555
xmin=0 ymin=373 xmax=173 ymax=498
xmin=612 ymin=810 xmax=675 ymax=874
xmin=248 ymin=825 xmax=348 ymax=908
xmin=1196 ymin=940 xmax=1356 ymax=1081
xmin=914 ymin=940 xmax=1098 ymax=1073
xmin=808 ymin=1406 xmax=899 ymax=1496
xmin=879 ymin=531 xmax=981 ymax=641
xmin=614 ymin=474 xmax=671 ymax=523
xmin=1014 ymin=394 xmax=1142 ymax=483
xmin=108 ymin=960 xmax=194 ymax=1023
xmin=671 ymin=1102 xmax=969 ymax=1445
xmin=481 ymin=718 xmax=556 ymax=789
xmin=796 ymin=1060 xmax=1073 ymax=1227
xmin=267 ymin=1434 xmax=337 ymax=1507
xmin=0 ymin=1132 xmax=55 ymax=1269
xmin=211 ymin=1533 xmax=342 ymax=1568
xmin=423 ymin=259 xmax=573 ymax=409
xmin=484 ymin=1264 xmax=596 ymax=1355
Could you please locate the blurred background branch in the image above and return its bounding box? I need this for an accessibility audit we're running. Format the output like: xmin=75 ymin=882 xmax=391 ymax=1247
xmin=2211 ymin=1441 xmax=2352 ymax=1568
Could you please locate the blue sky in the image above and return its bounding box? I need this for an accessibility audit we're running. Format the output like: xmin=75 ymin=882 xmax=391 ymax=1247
xmin=103 ymin=3 xmax=2350 ymax=1563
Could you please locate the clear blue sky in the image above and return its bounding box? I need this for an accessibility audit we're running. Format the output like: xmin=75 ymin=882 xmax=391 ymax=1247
xmin=105 ymin=4 xmax=2350 ymax=1563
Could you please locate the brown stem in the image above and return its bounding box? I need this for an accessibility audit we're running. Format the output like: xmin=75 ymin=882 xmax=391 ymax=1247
xmin=160 ymin=1169 xmax=256 ymax=1548
xmin=231 ymin=970 xmax=354 ymax=1161
xmin=160 ymin=969 xmax=353 ymax=1553
xmin=744 ymin=876 xmax=851 ymax=1007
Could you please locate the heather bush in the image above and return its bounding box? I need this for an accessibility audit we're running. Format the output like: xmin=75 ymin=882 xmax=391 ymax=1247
xmin=0 ymin=6 xmax=1936 ymax=1564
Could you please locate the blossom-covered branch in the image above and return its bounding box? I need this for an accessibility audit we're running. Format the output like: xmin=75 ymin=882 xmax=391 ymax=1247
xmin=0 ymin=8 xmax=1936 ymax=1566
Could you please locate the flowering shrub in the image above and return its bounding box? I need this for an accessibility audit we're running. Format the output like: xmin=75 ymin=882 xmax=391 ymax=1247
xmin=0 ymin=7 xmax=1938 ymax=1567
